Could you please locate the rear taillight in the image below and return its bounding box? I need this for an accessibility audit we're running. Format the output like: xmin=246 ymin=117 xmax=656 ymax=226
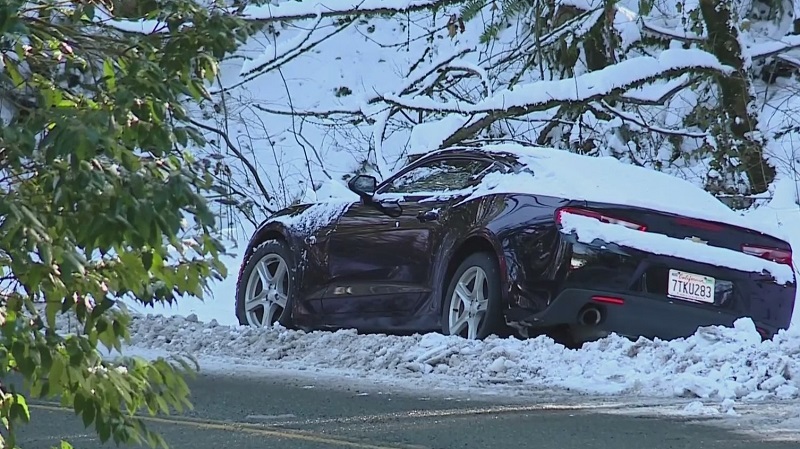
xmin=742 ymin=244 xmax=793 ymax=266
xmin=556 ymin=207 xmax=647 ymax=231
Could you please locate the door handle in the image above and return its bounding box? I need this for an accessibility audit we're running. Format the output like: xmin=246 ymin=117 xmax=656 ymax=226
xmin=417 ymin=210 xmax=440 ymax=222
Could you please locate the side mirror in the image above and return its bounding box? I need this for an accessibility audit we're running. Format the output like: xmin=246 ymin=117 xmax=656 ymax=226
xmin=348 ymin=174 xmax=378 ymax=200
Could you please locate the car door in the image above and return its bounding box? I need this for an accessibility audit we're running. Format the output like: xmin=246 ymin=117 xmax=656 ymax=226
xmin=321 ymin=156 xmax=497 ymax=323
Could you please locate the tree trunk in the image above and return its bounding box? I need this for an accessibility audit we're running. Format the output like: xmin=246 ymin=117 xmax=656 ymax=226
xmin=698 ymin=0 xmax=775 ymax=194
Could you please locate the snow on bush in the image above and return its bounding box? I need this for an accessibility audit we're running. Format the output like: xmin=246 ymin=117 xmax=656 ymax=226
xmin=81 ymin=313 xmax=800 ymax=404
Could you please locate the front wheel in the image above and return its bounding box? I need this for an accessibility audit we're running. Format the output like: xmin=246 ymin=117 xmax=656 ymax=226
xmin=441 ymin=252 xmax=505 ymax=340
xmin=236 ymin=240 xmax=295 ymax=327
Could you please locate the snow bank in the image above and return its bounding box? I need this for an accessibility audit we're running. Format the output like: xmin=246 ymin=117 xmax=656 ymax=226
xmin=93 ymin=314 xmax=800 ymax=404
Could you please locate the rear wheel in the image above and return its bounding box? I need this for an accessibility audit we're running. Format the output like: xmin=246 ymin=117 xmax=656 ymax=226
xmin=441 ymin=252 xmax=505 ymax=340
xmin=236 ymin=240 xmax=294 ymax=327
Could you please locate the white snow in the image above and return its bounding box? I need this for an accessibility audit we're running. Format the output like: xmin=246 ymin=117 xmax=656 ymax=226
xmin=408 ymin=115 xmax=470 ymax=155
xmin=84 ymin=313 xmax=800 ymax=408
xmin=268 ymin=198 xmax=355 ymax=235
xmin=558 ymin=212 xmax=794 ymax=285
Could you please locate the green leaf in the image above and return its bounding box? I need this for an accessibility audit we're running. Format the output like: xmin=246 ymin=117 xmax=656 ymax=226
xmin=61 ymin=252 xmax=85 ymax=276
xmin=142 ymin=251 xmax=154 ymax=271
xmin=10 ymin=395 xmax=30 ymax=423
xmin=0 ymin=1 xmax=236 ymax=446
xmin=103 ymin=59 xmax=116 ymax=91
xmin=4 ymin=58 xmax=24 ymax=87
xmin=81 ymin=402 xmax=95 ymax=427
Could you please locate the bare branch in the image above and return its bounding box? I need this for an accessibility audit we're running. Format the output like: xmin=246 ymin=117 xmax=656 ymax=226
xmin=749 ymin=35 xmax=800 ymax=60
xmin=776 ymin=54 xmax=800 ymax=68
xmin=640 ymin=21 xmax=704 ymax=43
xmin=251 ymin=103 xmax=369 ymax=118
xmin=596 ymin=101 xmax=707 ymax=138
xmin=186 ymin=117 xmax=275 ymax=210
xmin=214 ymin=17 xmax=356 ymax=94
xmin=621 ymin=75 xmax=701 ymax=106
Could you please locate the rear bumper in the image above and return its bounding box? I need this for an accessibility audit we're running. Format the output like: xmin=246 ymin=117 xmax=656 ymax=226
xmin=507 ymin=287 xmax=779 ymax=340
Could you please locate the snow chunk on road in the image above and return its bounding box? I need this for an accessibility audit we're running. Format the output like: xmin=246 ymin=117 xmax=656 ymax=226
xmin=112 ymin=314 xmax=800 ymax=404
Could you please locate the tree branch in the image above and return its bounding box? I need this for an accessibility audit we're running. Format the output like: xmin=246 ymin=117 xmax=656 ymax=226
xmin=186 ymin=117 xmax=275 ymax=209
xmin=426 ymin=50 xmax=729 ymax=147
xmin=214 ymin=16 xmax=356 ymax=94
xmin=640 ymin=21 xmax=704 ymax=43
xmin=620 ymin=75 xmax=700 ymax=106
xmin=596 ymin=101 xmax=707 ymax=139
xmin=748 ymin=35 xmax=800 ymax=60
xmin=238 ymin=0 xmax=463 ymax=23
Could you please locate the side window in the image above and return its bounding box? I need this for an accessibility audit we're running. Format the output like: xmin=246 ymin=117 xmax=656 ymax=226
xmin=381 ymin=158 xmax=501 ymax=195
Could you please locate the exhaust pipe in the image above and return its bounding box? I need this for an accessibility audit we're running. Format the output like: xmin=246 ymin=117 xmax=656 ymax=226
xmin=578 ymin=306 xmax=602 ymax=326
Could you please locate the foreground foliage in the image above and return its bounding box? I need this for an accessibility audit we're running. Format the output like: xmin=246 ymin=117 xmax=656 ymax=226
xmin=0 ymin=0 xmax=251 ymax=447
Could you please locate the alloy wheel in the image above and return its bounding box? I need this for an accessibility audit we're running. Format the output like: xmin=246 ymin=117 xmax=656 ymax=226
xmin=243 ymin=253 xmax=290 ymax=326
xmin=448 ymin=266 xmax=490 ymax=339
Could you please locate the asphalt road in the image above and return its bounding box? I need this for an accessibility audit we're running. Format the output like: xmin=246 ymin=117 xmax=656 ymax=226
xmin=17 ymin=373 xmax=798 ymax=449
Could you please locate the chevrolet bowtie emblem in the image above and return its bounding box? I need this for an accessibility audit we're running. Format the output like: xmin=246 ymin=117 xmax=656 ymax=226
xmin=685 ymin=236 xmax=708 ymax=245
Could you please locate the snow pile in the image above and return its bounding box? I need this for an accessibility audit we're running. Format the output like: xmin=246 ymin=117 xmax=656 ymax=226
xmin=88 ymin=314 xmax=800 ymax=403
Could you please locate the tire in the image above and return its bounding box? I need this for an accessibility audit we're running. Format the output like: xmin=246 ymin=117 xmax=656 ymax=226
xmin=441 ymin=251 xmax=506 ymax=340
xmin=235 ymin=239 xmax=295 ymax=327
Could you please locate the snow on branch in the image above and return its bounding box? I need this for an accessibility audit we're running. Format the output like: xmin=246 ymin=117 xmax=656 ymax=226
xmin=239 ymin=0 xmax=462 ymax=22
xmin=537 ymin=8 xmax=604 ymax=48
xmin=621 ymin=74 xmax=699 ymax=106
xmin=596 ymin=101 xmax=707 ymax=139
xmin=748 ymin=35 xmax=800 ymax=60
xmin=382 ymin=49 xmax=733 ymax=115
xmin=641 ymin=21 xmax=704 ymax=43
xmin=90 ymin=0 xmax=458 ymax=35
xmin=238 ymin=13 xmax=325 ymax=79
xmin=214 ymin=16 xmax=356 ymax=94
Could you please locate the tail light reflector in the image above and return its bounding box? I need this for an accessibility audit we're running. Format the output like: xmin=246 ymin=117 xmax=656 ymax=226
xmin=556 ymin=207 xmax=647 ymax=231
xmin=592 ymin=295 xmax=625 ymax=305
xmin=741 ymin=244 xmax=792 ymax=266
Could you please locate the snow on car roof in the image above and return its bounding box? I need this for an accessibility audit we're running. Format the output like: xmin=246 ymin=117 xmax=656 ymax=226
xmin=441 ymin=143 xmax=774 ymax=234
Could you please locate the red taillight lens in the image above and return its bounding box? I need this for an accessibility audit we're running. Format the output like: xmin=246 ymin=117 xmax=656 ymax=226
xmin=741 ymin=244 xmax=793 ymax=266
xmin=556 ymin=207 xmax=647 ymax=231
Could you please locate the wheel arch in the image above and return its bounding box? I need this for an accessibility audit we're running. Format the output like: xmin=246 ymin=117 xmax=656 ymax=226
xmin=237 ymin=222 xmax=293 ymax=290
xmin=442 ymin=231 xmax=509 ymax=307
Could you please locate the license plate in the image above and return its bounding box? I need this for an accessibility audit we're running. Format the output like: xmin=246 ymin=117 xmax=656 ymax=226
xmin=667 ymin=269 xmax=715 ymax=304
